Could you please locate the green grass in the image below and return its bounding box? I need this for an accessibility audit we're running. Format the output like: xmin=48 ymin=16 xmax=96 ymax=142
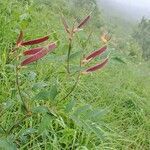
xmin=0 ymin=0 xmax=150 ymax=149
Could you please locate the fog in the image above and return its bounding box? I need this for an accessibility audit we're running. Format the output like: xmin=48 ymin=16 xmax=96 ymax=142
xmin=96 ymin=0 xmax=150 ymax=22
xmin=111 ymin=0 xmax=150 ymax=9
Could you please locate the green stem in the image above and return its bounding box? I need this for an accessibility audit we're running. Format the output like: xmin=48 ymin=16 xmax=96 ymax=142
xmin=0 ymin=124 xmax=6 ymax=133
xmin=7 ymin=114 xmax=31 ymax=134
xmin=59 ymin=73 xmax=81 ymax=102
xmin=67 ymin=40 xmax=72 ymax=74
xmin=16 ymin=66 xmax=29 ymax=112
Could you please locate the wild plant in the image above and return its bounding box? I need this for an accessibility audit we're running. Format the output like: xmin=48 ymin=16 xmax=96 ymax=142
xmin=0 ymin=13 xmax=110 ymax=147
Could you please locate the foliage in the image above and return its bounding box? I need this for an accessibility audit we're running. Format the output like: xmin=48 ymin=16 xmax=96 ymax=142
xmin=133 ymin=17 xmax=150 ymax=60
xmin=0 ymin=0 xmax=150 ymax=149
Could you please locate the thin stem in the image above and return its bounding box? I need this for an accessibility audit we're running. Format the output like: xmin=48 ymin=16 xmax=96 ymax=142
xmin=16 ymin=66 xmax=29 ymax=112
xmin=67 ymin=39 xmax=72 ymax=74
xmin=84 ymin=31 xmax=93 ymax=49
xmin=59 ymin=73 xmax=81 ymax=102
xmin=66 ymin=23 xmax=75 ymax=74
xmin=77 ymin=30 xmax=93 ymax=50
xmin=0 ymin=124 xmax=6 ymax=133
xmin=7 ymin=114 xmax=31 ymax=134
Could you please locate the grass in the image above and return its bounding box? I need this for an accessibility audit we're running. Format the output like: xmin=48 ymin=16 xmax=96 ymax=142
xmin=0 ymin=0 xmax=150 ymax=149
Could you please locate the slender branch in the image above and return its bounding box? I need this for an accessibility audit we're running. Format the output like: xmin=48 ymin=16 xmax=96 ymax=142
xmin=67 ymin=38 xmax=72 ymax=74
xmin=7 ymin=114 xmax=31 ymax=134
xmin=66 ymin=23 xmax=75 ymax=74
xmin=0 ymin=124 xmax=6 ymax=133
xmin=15 ymin=66 xmax=29 ymax=112
xmin=84 ymin=31 xmax=93 ymax=49
xmin=77 ymin=30 xmax=93 ymax=50
xmin=59 ymin=73 xmax=81 ymax=102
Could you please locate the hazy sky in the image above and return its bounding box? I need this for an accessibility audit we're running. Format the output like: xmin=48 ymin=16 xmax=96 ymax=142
xmin=112 ymin=0 xmax=150 ymax=9
xmin=97 ymin=0 xmax=150 ymax=21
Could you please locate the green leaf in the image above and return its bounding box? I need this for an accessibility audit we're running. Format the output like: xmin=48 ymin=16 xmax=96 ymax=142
xmin=34 ymin=84 xmax=58 ymax=101
xmin=49 ymin=84 xmax=58 ymax=101
xmin=27 ymin=71 xmax=37 ymax=81
xmin=70 ymin=65 xmax=85 ymax=73
xmin=0 ymin=138 xmax=17 ymax=150
xmin=47 ymin=55 xmax=66 ymax=63
xmin=21 ymin=128 xmax=37 ymax=136
xmin=112 ymin=56 xmax=126 ymax=64
xmin=38 ymin=115 xmax=52 ymax=134
xmin=2 ymin=100 xmax=14 ymax=110
xmin=65 ymin=99 xmax=76 ymax=113
xmin=83 ymin=122 xmax=105 ymax=139
xmin=70 ymin=51 xmax=82 ymax=61
xmin=32 ymin=81 xmax=48 ymax=91
xmin=73 ymin=105 xmax=91 ymax=117
xmin=32 ymin=106 xmax=49 ymax=114
xmin=20 ymin=13 xmax=30 ymax=21
xmin=0 ymin=127 xmax=4 ymax=134
xmin=34 ymin=90 xmax=50 ymax=101
xmin=82 ymin=108 xmax=108 ymax=121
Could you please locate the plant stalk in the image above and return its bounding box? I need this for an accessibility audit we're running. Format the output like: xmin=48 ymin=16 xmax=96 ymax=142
xmin=59 ymin=73 xmax=81 ymax=102
xmin=67 ymin=39 xmax=72 ymax=74
xmin=7 ymin=113 xmax=31 ymax=134
xmin=0 ymin=124 xmax=6 ymax=133
xmin=15 ymin=66 xmax=29 ymax=113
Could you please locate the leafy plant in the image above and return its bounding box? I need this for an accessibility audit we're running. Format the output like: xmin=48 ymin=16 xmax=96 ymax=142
xmin=133 ymin=17 xmax=150 ymax=60
xmin=0 ymin=1 xmax=111 ymax=149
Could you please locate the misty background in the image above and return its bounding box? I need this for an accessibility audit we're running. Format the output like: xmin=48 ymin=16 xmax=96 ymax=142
xmin=96 ymin=0 xmax=150 ymax=23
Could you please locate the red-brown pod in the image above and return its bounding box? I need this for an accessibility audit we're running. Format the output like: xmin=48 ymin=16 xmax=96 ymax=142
xmin=21 ymin=43 xmax=56 ymax=66
xmin=77 ymin=15 xmax=90 ymax=29
xmin=83 ymin=58 xmax=108 ymax=74
xmin=21 ymin=35 xmax=49 ymax=46
xmin=23 ymin=47 xmax=43 ymax=55
xmin=82 ymin=46 xmax=107 ymax=63
xmin=86 ymin=46 xmax=107 ymax=60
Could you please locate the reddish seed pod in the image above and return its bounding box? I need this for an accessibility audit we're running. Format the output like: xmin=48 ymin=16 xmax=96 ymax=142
xmin=16 ymin=30 xmax=23 ymax=47
xmin=23 ymin=47 xmax=44 ymax=55
xmin=83 ymin=58 xmax=108 ymax=74
xmin=21 ymin=43 xmax=56 ymax=66
xmin=86 ymin=46 xmax=107 ymax=60
xmin=21 ymin=35 xmax=49 ymax=46
xmin=77 ymin=15 xmax=91 ymax=29
xmin=82 ymin=46 xmax=107 ymax=63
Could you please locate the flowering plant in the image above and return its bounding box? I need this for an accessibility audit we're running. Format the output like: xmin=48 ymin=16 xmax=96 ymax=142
xmin=5 ymin=13 xmax=110 ymax=135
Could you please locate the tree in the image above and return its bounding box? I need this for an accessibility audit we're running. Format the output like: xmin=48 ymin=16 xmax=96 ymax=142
xmin=133 ymin=17 xmax=150 ymax=60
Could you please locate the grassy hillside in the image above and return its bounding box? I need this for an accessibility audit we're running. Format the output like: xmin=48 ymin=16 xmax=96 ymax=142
xmin=0 ymin=0 xmax=150 ymax=149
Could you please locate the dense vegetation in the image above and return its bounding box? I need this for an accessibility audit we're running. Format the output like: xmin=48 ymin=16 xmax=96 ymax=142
xmin=0 ymin=0 xmax=150 ymax=149
xmin=133 ymin=17 xmax=150 ymax=60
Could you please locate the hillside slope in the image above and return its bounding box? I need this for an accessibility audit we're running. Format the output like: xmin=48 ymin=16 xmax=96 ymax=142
xmin=0 ymin=0 xmax=150 ymax=149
